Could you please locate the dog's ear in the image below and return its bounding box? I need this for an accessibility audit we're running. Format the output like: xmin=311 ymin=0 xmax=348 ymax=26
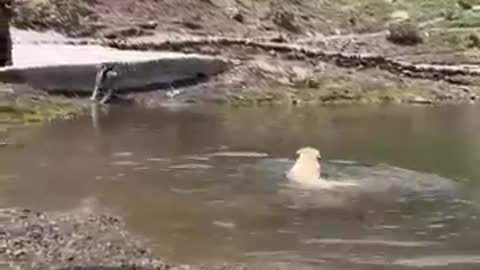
xmin=294 ymin=149 xmax=301 ymax=159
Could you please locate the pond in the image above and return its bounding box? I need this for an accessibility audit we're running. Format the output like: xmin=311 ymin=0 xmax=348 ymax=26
xmin=1 ymin=103 xmax=480 ymax=269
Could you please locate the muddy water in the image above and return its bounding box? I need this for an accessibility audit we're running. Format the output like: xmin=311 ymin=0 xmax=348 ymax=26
xmin=2 ymin=103 xmax=480 ymax=269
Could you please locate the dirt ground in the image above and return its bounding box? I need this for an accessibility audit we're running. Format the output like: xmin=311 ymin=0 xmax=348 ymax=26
xmin=10 ymin=0 xmax=480 ymax=105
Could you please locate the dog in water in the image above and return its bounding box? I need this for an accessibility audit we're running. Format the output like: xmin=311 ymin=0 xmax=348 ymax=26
xmin=286 ymin=147 xmax=357 ymax=189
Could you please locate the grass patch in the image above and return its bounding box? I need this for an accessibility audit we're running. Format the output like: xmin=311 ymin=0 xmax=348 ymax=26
xmin=415 ymin=28 xmax=480 ymax=54
xmin=0 ymin=96 xmax=83 ymax=125
xmin=281 ymin=0 xmax=460 ymax=33
xmin=288 ymin=70 xmax=433 ymax=104
xmin=248 ymin=0 xmax=472 ymax=35
xmin=447 ymin=9 xmax=480 ymax=28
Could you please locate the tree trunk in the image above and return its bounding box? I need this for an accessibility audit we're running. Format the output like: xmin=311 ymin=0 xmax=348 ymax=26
xmin=0 ymin=0 xmax=12 ymax=67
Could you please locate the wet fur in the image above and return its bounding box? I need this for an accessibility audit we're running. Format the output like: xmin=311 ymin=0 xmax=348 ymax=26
xmin=287 ymin=147 xmax=357 ymax=189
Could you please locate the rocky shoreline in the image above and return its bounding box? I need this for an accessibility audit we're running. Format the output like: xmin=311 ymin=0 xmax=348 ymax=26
xmin=0 ymin=206 xmax=328 ymax=270
xmin=0 ymin=208 xmax=174 ymax=270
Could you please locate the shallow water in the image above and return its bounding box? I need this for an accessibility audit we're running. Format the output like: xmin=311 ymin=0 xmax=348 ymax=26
xmin=2 ymin=103 xmax=480 ymax=269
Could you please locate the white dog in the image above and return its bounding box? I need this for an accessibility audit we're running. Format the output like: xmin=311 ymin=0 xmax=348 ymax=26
xmin=286 ymin=147 xmax=357 ymax=189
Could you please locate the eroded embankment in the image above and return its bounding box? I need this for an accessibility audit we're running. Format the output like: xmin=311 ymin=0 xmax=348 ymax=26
xmin=18 ymin=25 xmax=480 ymax=87
xmin=0 ymin=34 xmax=229 ymax=94
xmin=3 ymin=29 xmax=480 ymax=107
xmin=102 ymin=36 xmax=480 ymax=84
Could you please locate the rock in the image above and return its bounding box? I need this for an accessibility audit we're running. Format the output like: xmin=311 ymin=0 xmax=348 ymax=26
xmin=272 ymin=10 xmax=301 ymax=33
xmin=226 ymin=7 xmax=244 ymax=23
xmin=181 ymin=20 xmax=203 ymax=30
xmin=255 ymin=60 xmax=287 ymax=78
xmin=390 ymin=10 xmax=410 ymax=22
xmin=284 ymin=51 xmax=305 ymax=60
xmin=313 ymin=62 xmax=326 ymax=72
xmin=466 ymin=33 xmax=480 ymax=48
xmin=0 ymin=208 xmax=171 ymax=269
xmin=458 ymin=0 xmax=473 ymax=10
xmin=13 ymin=249 xmax=26 ymax=258
xmin=460 ymin=86 xmax=471 ymax=93
xmin=102 ymin=26 xmax=153 ymax=39
xmin=288 ymin=66 xmax=313 ymax=82
xmin=137 ymin=20 xmax=159 ymax=30
xmin=386 ymin=22 xmax=423 ymax=46
xmin=198 ymin=46 xmax=220 ymax=55
xmin=407 ymin=96 xmax=433 ymax=104
xmin=232 ymin=12 xmax=244 ymax=22
xmin=269 ymin=34 xmax=288 ymax=43
xmin=91 ymin=22 xmax=108 ymax=30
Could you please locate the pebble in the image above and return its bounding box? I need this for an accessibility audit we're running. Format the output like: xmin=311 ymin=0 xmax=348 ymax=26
xmin=0 ymin=208 xmax=171 ymax=269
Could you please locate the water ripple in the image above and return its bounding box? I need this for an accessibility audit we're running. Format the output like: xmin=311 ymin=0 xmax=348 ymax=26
xmin=208 ymin=151 xmax=269 ymax=158
xmin=303 ymin=238 xmax=442 ymax=248
xmin=169 ymin=164 xmax=212 ymax=170
xmin=393 ymin=255 xmax=480 ymax=267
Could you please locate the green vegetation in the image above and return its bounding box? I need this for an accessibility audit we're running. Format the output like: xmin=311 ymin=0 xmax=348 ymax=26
xmin=447 ymin=8 xmax=480 ymax=28
xmin=248 ymin=0 xmax=479 ymax=33
xmin=235 ymin=68 xmax=479 ymax=106
xmin=0 ymin=96 xmax=83 ymax=125
xmin=289 ymin=71 xmax=423 ymax=104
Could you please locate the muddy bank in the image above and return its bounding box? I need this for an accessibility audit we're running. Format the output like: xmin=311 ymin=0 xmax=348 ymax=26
xmin=7 ymin=0 xmax=480 ymax=106
xmin=0 ymin=83 xmax=83 ymax=128
xmin=8 ymin=31 xmax=479 ymax=106
xmin=104 ymin=36 xmax=480 ymax=106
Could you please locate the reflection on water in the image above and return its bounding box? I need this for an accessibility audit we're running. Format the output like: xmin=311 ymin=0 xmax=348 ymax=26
xmin=1 ymin=104 xmax=480 ymax=268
